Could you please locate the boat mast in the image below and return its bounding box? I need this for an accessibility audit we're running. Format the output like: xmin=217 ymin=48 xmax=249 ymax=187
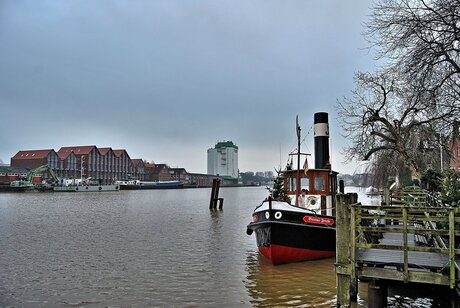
xmin=81 ymin=156 xmax=84 ymax=181
xmin=296 ymin=115 xmax=301 ymax=206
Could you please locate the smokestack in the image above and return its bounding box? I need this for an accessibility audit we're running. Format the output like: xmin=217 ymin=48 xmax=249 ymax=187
xmin=314 ymin=112 xmax=330 ymax=169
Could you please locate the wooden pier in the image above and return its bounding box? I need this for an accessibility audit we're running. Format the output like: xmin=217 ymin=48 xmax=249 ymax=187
xmin=336 ymin=188 xmax=460 ymax=307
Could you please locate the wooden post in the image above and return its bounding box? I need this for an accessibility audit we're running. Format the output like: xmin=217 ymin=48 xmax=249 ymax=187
xmin=218 ymin=198 xmax=224 ymax=210
xmin=350 ymin=201 xmax=358 ymax=301
xmin=368 ymin=279 xmax=387 ymax=308
xmin=339 ymin=179 xmax=344 ymax=194
xmin=346 ymin=193 xmax=359 ymax=301
xmin=214 ymin=179 xmax=220 ymax=209
xmin=449 ymin=207 xmax=455 ymax=289
xmin=209 ymin=179 xmax=222 ymax=209
xmin=385 ymin=188 xmax=391 ymax=206
xmin=403 ymin=206 xmax=408 ymax=283
xmin=347 ymin=192 xmax=358 ymax=204
xmin=336 ymin=194 xmax=353 ymax=307
xmin=209 ymin=179 xmax=217 ymax=209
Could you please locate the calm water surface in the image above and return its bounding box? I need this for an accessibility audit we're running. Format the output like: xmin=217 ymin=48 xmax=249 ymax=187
xmin=0 ymin=187 xmax=445 ymax=307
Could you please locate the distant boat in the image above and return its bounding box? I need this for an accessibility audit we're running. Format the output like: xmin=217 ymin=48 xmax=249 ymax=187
xmin=365 ymin=186 xmax=381 ymax=196
xmin=54 ymin=160 xmax=120 ymax=192
xmin=9 ymin=181 xmax=35 ymax=192
xmin=54 ymin=184 xmax=120 ymax=192
xmin=116 ymin=180 xmax=184 ymax=190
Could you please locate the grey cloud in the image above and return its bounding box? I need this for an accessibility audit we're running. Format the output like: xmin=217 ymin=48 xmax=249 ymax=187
xmin=0 ymin=0 xmax=373 ymax=173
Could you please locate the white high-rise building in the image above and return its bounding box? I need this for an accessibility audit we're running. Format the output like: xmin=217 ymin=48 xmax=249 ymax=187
xmin=207 ymin=141 xmax=238 ymax=179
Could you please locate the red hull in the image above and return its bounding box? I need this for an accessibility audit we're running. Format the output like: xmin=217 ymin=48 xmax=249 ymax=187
xmin=259 ymin=244 xmax=335 ymax=265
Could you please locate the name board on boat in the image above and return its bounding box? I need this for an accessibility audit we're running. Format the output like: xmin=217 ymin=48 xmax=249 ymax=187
xmin=303 ymin=215 xmax=334 ymax=225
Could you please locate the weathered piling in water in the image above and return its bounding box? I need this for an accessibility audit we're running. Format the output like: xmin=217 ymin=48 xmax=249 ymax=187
xmin=368 ymin=280 xmax=387 ymax=307
xmin=335 ymin=193 xmax=354 ymax=307
xmin=209 ymin=178 xmax=224 ymax=209
xmin=339 ymin=179 xmax=344 ymax=194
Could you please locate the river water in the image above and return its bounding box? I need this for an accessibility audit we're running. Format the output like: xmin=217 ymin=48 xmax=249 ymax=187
xmin=0 ymin=187 xmax=447 ymax=307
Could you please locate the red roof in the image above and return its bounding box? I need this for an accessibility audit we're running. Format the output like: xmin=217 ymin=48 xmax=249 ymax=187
xmin=113 ymin=149 xmax=129 ymax=157
xmin=58 ymin=146 xmax=97 ymax=157
xmin=152 ymin=164 xmax=169 ymax=174
xmin=98 ymin=147 xmax=112 ymax=155
xmin=13 ymin=146 xmax=136 ymax=163
xmin=131 ymin=159 xmax=144 ymax=167
xmin=144 ymin=162 xmax=156 ymax=169
xmin=57 ymin=151 xmax=75 ymax=160
xmin=12 ymin=149 xmax=54 ymax=160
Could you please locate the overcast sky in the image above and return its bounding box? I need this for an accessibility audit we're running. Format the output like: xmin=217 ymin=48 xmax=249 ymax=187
xmin=0 ymin=0 xmax=375 ymax=174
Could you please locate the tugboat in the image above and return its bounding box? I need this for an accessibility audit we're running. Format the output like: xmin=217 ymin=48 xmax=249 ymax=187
xmin=246 ymin=112 xmax=338 ymax=265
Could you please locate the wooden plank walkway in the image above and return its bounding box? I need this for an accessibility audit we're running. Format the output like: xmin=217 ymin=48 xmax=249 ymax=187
xmin=357 ymin=229 xmax=449 ymax=270
xmin=358 ymin=248 xmax=449 ymax=270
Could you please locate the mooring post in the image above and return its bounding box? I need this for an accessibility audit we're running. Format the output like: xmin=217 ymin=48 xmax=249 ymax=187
xmin=339 ymin=179 xmax=344 ymax=194
xmin=336 ymin=193 xmax=353 ymax=307
xmin=214 ymin=179 xmax=220 ymax=209
xmin=209 ymin=179 xmax=217 ymax=209
xmin=347 ymin=193 xmax=358 ymax=301
xmin=218 ymin=197 xmax=224 ymax=210
xmin=368 ymin=279 xmax=387 ymax=308
xmin=209 ymin=179 xmax=223 ymax=210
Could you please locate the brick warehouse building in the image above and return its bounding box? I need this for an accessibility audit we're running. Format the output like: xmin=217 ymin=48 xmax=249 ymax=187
xmin=11 ymin=145 xmax=145 ymax=184
xmin=10 ymin=146 xmax=227 ymax=187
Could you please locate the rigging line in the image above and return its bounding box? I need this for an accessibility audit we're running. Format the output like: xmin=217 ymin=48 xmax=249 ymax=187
xmin=288 ymin=123 xmax=314 ymax=155
xmin=300 ymin=124 xmax=314 ymax=146
xmin=284 ymin=123 xmax=314 ymax=169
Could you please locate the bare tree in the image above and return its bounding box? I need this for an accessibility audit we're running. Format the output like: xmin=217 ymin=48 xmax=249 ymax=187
xmin=367 ymin=0 xmax=460 ymax=96
xmin=337 ymin=0 xmax=460 ymax=178
xmin=338 ymin=72 xmax=443 ymax=176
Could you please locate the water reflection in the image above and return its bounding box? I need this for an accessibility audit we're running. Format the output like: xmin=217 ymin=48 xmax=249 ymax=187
xmin=243 ymin=250 xmax=452 ymax=308
xmin=244 ymin=253 xmax=337 ymax=307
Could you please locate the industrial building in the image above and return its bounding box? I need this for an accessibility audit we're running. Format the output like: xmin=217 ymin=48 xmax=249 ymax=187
xmin=207 ymin=141 xmax=239 ymax=182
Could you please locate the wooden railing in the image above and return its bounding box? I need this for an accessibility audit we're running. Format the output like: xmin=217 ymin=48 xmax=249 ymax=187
xmin=351 ymin=204 xmax=460 ymax=288
xmin=388 ymin=186 xmax=429 ymax=206
xmin=336 ymin=189 xmax=460 ymax=306
xmin=385 ymin=186 xmax=445 ymax=207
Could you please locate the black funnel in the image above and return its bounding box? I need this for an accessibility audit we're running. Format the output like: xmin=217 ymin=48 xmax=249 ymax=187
xmin=314 ymin=112 xmax=330 ymax=169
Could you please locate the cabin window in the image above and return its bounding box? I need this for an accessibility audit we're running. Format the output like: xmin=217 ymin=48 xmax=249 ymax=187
xmin=314 ymin=176 xmax=325 ymax=192
xmin=288 ymin=178 xmax=296 ymax=192
xmin=301 ymin=177 xmax=310 ymax=191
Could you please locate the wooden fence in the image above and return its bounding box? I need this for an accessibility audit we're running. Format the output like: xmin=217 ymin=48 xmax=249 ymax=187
xmin=336 ymin=188 xmax=460 ymax=307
